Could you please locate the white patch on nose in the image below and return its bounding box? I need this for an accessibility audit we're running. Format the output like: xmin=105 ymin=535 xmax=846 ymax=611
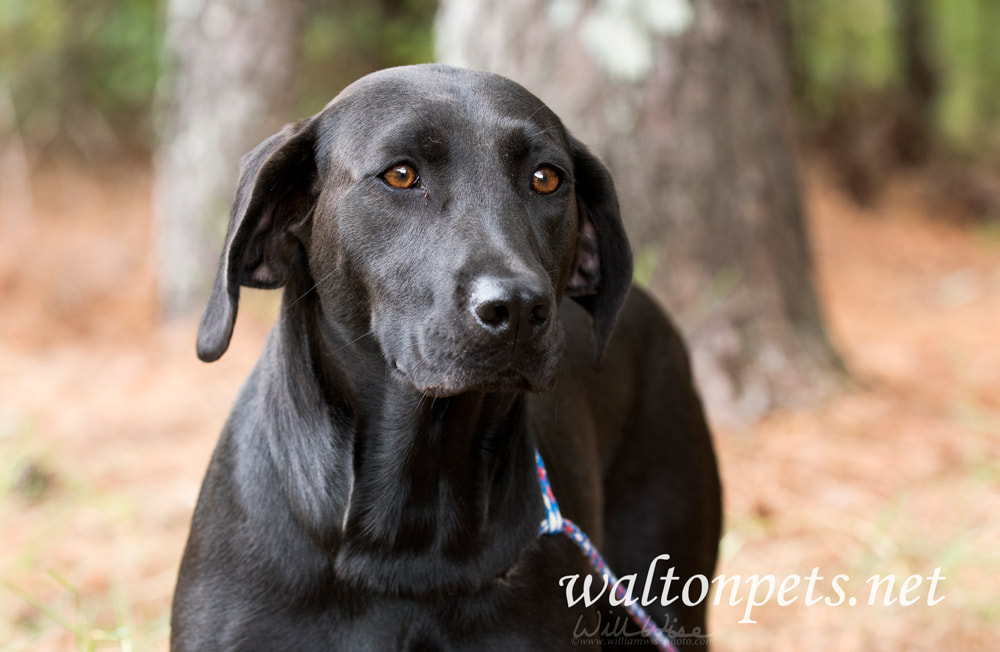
xmin=470 ymin=277 xmax=508 ymax=308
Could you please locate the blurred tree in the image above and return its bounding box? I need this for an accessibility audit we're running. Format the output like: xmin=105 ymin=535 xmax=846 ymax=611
xmin=788 ymin=0 xmax=1000 ymax=213
xmin=0 ymin=0 xmax=161 ymax=156
xmin=154 ymin=0 xmax=307 ymax=319
xmin=296 ymin=0 xmax=437 ymax=116
xmin=437 ymin=0 xmax=845 ymax=423
xmin=152 ymin=0 xmax=437 ymax=319
xmin=792 ymin=0 xmax=940 ymax=204
xmin=0 ymin=79 xmax=34 ymax=231
xmin=893 ymin=0 xmax=938 ymax=165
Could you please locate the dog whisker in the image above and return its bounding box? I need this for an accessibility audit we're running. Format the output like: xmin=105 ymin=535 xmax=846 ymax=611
xmin=332 ymin=330 xmax=374 ymax=357
xmin=285 ymin=267 xmax=340 ymax=309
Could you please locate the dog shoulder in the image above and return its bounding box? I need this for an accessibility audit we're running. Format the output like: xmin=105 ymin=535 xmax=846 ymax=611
xmin=614 ymin=286 xmax=694 ymax=378
xmin=561 ymin=284 xmax=693 ymax=383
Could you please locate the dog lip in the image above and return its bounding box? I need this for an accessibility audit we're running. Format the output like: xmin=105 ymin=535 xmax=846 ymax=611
xmin=410 ymin=364 xmax=556 ymax=397
xmin=393 ymin=328 xmax=562 ymax=395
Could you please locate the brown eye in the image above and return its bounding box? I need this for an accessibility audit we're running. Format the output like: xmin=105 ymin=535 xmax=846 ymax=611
xmin=531 ymin=166 xmax=560 ymax=194
xmin=382 ymin=164 xmax=419 ymax=189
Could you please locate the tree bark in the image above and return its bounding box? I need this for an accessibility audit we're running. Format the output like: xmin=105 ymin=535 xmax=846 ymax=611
xmin=892 ymin=0 xmax=938 ymax=165
xmin=0 ymin=80 xmax=34 ymax=235
xmin=437 ymin=0 xmax=845 ymax=423
xmin=154 ymin=0 xmax=304 ymax=319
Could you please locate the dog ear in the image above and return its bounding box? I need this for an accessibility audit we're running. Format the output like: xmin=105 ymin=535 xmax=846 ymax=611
xmin=196 ymin=118 xmax=318 ymax=362
xmin=565 ymin=135 xmax=634 ymax=363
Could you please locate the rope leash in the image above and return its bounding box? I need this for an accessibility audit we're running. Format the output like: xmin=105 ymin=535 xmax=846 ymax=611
xmin=535 ymin=449 xmax=679 ymax=652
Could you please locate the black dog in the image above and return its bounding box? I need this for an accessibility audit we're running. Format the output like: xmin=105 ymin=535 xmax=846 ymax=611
xmin=172 ymin=64 xmax=721 ymax=651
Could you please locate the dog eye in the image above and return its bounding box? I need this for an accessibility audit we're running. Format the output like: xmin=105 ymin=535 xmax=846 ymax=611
xmin=382 ymin=164 xmax=420 ymax=189
xmin=531 ymin=166 xmax=560 ymax=194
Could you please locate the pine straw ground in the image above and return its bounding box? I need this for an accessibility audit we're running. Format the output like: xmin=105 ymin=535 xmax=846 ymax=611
xmin=1 ymin=160 xmax=997 ymax=651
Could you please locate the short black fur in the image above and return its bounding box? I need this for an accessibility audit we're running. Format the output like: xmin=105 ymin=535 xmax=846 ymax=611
xmin=173 ymin=65 xmax=722 ymax=652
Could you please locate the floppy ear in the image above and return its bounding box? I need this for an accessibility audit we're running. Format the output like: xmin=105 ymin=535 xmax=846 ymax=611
xmin=196 ymin=118 xmax=318 ymax=362
xmin=564 ymin=135 xmax=634 ymax=363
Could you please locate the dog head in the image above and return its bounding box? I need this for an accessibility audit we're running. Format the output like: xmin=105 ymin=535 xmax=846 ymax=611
xmin=197 ymin=65 xmax=632 ymax=396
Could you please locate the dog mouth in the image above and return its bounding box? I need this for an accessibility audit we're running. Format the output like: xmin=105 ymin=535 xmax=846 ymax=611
xmin=391 ymin=349 xmax=558 ymax=397
xmin=379 ymin=309 xmax=564 ymax=397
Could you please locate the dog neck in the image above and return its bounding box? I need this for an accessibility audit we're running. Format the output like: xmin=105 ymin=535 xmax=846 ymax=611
xmin=266 ymin=285 xmax=544 ymax=596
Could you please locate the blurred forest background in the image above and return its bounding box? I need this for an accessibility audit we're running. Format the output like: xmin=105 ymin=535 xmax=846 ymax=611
xmin=6 ymin=0 xmax=1000 ymax=189
xmin=1 ymin=1 xmax=998 ymax=650
xmin=4 ymin=0 xmax=1000 ymax=155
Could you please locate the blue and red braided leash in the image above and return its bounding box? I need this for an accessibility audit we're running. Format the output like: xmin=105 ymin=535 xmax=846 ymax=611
xmin=535 ymin=448 xmax=679 ymax=652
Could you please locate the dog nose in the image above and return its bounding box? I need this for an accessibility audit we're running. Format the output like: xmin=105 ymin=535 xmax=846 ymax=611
xmin=471 ymin=277 xmax=552 ymax=343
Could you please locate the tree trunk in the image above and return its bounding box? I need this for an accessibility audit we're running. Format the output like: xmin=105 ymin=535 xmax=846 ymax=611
xmin=0 ymin=80 xmax=34 ymax=235
xmin=154 ymin=0 xmax=304 ymax=319
xmin=436 ymin=0 xmax=845 ymax=423
xmin=891 ymin=0 xmax=938 ymax=165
